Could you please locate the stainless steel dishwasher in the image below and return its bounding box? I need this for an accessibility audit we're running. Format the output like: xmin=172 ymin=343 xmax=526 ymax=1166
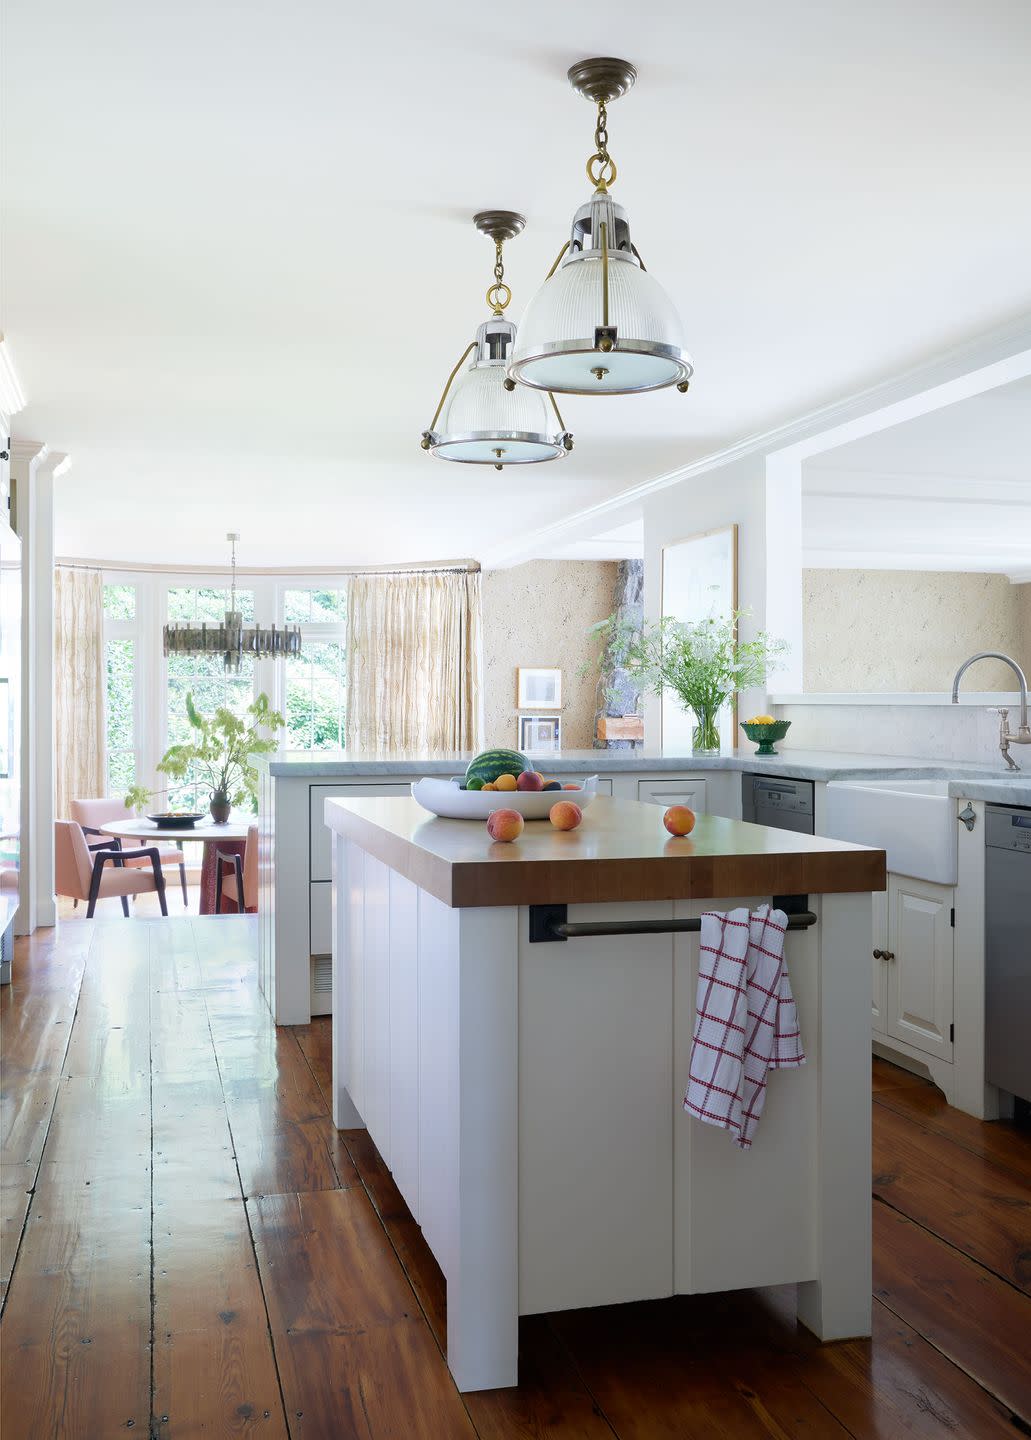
xmin=985 ymin=804 xmax=1031 ymax=1106
xmin=742 ymin=775 xmax=815 ymax=835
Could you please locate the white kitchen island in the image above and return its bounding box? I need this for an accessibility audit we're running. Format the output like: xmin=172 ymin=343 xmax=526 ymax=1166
xmin=326 ymin=793 xmax=886 ymax=1393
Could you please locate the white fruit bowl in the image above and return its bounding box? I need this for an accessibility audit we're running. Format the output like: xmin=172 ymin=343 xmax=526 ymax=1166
xmin=412 ymin=775 xmax=599 ymax=821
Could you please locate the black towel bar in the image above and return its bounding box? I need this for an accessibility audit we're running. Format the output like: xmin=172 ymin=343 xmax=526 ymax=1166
xmin=528 ymin=901 xmax=817 ymax=944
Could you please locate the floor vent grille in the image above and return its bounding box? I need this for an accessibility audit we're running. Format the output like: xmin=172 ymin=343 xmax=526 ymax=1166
xmin=310 ymin=953 xmax=333 ymax=1016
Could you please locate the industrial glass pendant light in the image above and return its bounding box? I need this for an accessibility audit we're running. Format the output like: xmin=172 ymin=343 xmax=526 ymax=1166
xmin=508 ymin=58 xmax=693 ymax=396
xmin=421 ymin=211 xmax=572 ymax=470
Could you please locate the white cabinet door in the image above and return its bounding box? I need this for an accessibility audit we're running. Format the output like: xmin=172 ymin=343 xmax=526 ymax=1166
xmin=886 ymin=876 xmax=954 ymax=1061
xmin=637 ymin=778 xmax=707 ymax=813
xmin=871 ymin=888 xmax=887 ymax=1037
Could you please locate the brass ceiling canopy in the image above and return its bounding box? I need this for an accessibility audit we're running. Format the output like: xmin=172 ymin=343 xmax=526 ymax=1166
xmin=566 ymin=57 xmax=638 ymax=106
xmin=473 ymin=210 xmax=527 ymax=245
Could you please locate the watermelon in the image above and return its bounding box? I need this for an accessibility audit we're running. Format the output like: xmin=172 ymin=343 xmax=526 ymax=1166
xmin=465 ymin=748 xmax=530 ymax=787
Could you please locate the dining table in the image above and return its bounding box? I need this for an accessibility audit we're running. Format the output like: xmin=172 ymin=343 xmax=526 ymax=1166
xmin=97 ymin=815 xmax=253 ymax=915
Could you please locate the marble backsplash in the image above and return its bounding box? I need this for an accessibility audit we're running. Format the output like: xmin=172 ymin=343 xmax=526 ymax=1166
xmin=773 ymin=702 xmax=1019 ymax=766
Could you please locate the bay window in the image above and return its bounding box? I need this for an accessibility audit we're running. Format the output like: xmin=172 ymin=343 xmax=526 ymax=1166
xmin=101 ymin=574 xmax=349 ymax=807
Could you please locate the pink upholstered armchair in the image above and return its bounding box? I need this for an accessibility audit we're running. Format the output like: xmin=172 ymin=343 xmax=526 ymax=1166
xmin=70 ymin=798 xmax=188 ymax=904
xmin=214 ymin=823 xmax=258 ymax=913
xmin=55 ymin=821 xmax=168 ymax=918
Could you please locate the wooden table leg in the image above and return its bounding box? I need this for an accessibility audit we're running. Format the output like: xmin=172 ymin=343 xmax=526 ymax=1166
xmin=199 ymin=840 xmax=248 ymax=915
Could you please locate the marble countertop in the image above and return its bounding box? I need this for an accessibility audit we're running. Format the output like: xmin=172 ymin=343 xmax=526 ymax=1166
xmin=324 ymin=794 xmax=885 ymax=909
xmin=265 ymin=746 xmax=1013 ymax=785
xmin=948 ymin=777 xmax=1031 ymax=806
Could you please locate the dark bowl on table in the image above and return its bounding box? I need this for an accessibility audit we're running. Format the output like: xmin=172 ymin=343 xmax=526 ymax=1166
xmin=146 ymin=813 xmax=205 ymax=829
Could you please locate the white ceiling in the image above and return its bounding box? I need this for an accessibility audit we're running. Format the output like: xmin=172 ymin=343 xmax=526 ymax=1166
xmin=4 ymin=0 xmax=1031 ymax=568
xmin=803 ymin=375 xmax=1031 ymax=579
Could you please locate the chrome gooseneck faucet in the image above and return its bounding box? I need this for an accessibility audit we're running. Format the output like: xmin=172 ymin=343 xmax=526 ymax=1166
xmin=951 ymin=652 xmax=1031 ymax=772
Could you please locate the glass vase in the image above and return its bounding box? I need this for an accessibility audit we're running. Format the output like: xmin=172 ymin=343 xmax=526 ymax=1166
xmin=691 ymin=702 xmax=722 ymax=756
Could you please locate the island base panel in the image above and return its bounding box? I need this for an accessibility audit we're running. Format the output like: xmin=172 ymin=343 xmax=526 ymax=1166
xmin=332 ymin=832 xmax=873 ymax=1391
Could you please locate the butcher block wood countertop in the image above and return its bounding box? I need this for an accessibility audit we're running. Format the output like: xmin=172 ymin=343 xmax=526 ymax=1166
xmin=324 ymin=795 xmax=886 ymax=909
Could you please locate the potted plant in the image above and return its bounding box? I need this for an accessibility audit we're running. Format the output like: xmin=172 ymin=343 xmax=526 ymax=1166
xmin=588 ymin=610 xmax=787 ymax=755
xmin=126 ymin=692 xmax=285 ymax=822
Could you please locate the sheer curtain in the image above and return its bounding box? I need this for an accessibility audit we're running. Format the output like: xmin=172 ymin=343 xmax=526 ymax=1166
xmin=54 ymin=567 xmax=106 ymax=817
xmin=346 ymin=569 xmax=481 ymax=754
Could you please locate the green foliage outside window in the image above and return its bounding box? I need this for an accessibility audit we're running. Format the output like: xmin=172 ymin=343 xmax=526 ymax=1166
xmin=105 ymin=638 xmax=136 ymax=794
xmin=103 ymin=584 xmax=136 ymax=620
xmin=285 ymin=642 xmax=346 ymax=751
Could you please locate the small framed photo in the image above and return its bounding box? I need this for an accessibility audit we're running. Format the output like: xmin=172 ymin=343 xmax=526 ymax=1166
xmin=517 ymin=667 xmax=562 ymax=710
xmin=519 ymin=714 xmax=561 ymax=756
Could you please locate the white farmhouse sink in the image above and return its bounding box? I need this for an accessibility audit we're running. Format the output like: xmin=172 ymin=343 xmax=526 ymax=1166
xmin=824 ymin=778 xmax=957 ymax=885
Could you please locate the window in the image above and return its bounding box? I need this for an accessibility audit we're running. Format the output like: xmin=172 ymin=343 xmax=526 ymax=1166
xmin=284 ymin=588 xmax=347 ymax=625
xmin=104 ymin=585 xmax=138 ymax=797
xmin=283 ymin=588 xmax=347 ymax=752
xmin=167 ymin=586 xmax=255 ymax=623
xmin=97 ymin=574 xmax=350 ymax=804
xmin=165 ymin=587 xmax=256 ymax=809
xmin=285 ymin=642 xmax=346 ymax=750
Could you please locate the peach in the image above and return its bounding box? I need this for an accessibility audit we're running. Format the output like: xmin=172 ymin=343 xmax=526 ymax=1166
xmin=562 ymin=783 xmax=581 ymax=791
xmin=517 ymin=770 xmax=544 ymax=791
xmin=549 ymin=801 xmax=583 ymax=831
xmin=663 ymin=805 xmax=696 ymax=837
xmin=486 ymin=808 xmax=524 ymax=843
xmin=495 ymin=773 xmax=518 ymax=792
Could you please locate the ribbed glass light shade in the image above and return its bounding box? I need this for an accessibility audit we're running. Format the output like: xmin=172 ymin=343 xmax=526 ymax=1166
xmin=510 ymin=252 xmax=693 ymax=395
xmin=432 ymin=362 xmax=565 ymax=464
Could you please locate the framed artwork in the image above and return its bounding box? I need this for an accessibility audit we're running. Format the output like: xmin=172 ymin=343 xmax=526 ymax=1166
xmin=660 ymin=524 xmax=739 ymax=752
xmin=518 ymin=714 xmax=562 ymax=755
xmin=516 ymin=667 xmax=562 ymax=710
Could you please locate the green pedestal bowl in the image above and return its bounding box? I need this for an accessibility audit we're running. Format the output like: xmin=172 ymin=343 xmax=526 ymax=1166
xmin=740 ymin=720 xmax=791 ymax=757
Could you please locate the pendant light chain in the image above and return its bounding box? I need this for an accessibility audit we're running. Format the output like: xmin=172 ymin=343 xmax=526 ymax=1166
xmin=587 ymin=99 xmax=617 ymax=191
xmin=486 ymin=238 xmax=511 ymax=315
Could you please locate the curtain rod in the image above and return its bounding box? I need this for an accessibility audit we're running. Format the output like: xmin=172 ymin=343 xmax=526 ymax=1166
xmin=55 ymin=558 xmax=481 ymax=577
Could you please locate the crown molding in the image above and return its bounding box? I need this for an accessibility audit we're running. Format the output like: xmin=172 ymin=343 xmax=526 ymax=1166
xmin=36 ymin=450 xmax=72 ymax=479
xmin=803 ymin=548 xmax=1031 ymax=580
xmin=482 ymin=314 xmax=1031 ymax=567
xmin=8 ymin=438 xmax=47 ymax=466
xmin=804 ymin=470 xmax=1031 ymax=504
xmin=56 ymin=556 xmax=479 ymax=577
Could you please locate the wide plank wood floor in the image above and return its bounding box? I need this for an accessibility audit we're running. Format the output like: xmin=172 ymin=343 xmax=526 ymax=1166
xmin=2 ymin=917 xmax=1029 ymax=1438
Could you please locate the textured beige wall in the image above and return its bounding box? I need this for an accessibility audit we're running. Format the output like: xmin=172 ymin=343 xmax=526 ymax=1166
xmin=1017 ymin=583 xmax=1031 ymax=678
xmin=482 ymin=561 xmax=618 ymax=750
xmin=804 ymin=570 xmax=1031 ymax=691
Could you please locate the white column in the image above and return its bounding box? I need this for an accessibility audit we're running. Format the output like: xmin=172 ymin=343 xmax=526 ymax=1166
xmin=10 ymin=441 xmax=69 ymax=933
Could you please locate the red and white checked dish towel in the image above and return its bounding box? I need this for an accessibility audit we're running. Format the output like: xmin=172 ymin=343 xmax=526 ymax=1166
xmin=683 ymin=904 xmax=806 ymax=1150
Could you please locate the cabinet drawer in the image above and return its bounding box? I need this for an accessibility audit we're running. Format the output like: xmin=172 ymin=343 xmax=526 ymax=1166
xmin=310 ymin=881 xmax=332 ymax=955
xmin=310 ymin=783 xmax=412 ymax=880
xmin=637 ymin=778 xmax=707 ymax=813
